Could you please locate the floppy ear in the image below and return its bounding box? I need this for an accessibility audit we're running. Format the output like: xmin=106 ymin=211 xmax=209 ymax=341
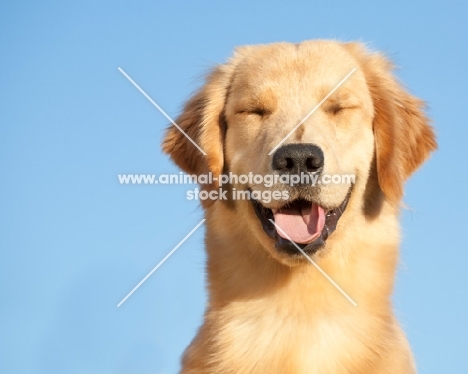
xmin=345 ymin=43 xmax=437 ymax=204
xmin=162 ymin=63 xmax=236 ymax=182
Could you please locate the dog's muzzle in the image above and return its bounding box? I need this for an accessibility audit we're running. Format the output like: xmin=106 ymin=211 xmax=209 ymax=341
xmin=252 ymin=143 xmax=350 ymax=256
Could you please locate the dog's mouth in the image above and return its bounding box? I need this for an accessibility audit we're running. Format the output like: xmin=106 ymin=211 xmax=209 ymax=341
xmin=252 ymin=194 xmax=350 ymax=256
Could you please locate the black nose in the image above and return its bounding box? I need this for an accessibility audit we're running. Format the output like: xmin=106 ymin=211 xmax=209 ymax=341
xmin=272 ymin=144 xmax=324 ymax=174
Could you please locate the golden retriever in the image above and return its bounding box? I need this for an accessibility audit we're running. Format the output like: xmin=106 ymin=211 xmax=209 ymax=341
xmin=163 ymin=40 xmax=436 ymax=374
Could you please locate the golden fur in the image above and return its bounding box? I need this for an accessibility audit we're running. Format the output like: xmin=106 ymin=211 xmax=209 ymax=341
xmin=163 ymin=40 xmax=436 ymax=374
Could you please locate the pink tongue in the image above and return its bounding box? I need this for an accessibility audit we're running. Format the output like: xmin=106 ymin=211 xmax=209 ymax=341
xmin=273 ymin=203 xmax=326 ymax=244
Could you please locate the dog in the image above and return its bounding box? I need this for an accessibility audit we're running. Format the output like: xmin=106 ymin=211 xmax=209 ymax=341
xmin=163 ymin=40 xmax=436 ymax=373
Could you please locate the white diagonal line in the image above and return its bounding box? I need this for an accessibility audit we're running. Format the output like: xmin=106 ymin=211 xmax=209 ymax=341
xmin=268 ymin=68 xmax=356 ymax=156
xmin=117 ymin=218 xmax=206 ymax=307
xmin=118 ymin=67 xmax=207 ymax=156
xmin=269 ymin=219 xmax=357 ymax=306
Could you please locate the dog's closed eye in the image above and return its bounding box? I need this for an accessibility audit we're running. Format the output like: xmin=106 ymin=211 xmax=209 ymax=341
xmin=236 ymin=108 xmax=271 ymax=117
xmin=325 ymin=103 xmax=359 ymax=115
xmin=326 ymin=104 xmax=345 ymax=115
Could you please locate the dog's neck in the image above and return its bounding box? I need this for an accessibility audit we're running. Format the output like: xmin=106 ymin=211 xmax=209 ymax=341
xmin=185 ymin=200 xmax=405 ymax=373
xmin=203 ymin=198 xmax=399 ymax=311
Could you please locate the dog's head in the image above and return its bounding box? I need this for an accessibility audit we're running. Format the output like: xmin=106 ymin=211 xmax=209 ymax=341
xmin=163 ymin=41 xmax=436 ymax=264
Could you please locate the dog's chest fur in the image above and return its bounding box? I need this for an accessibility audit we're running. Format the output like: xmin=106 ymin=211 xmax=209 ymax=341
xmin=217 ymin=310 xmax=357 ymax=373
xmin=183 ymin=286 xmax=397 ymax=374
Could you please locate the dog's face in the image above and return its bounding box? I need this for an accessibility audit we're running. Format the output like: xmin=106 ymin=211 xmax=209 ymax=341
xmin=163 ymin=40 xmax=436 ymax=265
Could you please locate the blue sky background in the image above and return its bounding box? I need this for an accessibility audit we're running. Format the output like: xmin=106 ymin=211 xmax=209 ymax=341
xmin=1 ymin=1 xmax=467 ymax=373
